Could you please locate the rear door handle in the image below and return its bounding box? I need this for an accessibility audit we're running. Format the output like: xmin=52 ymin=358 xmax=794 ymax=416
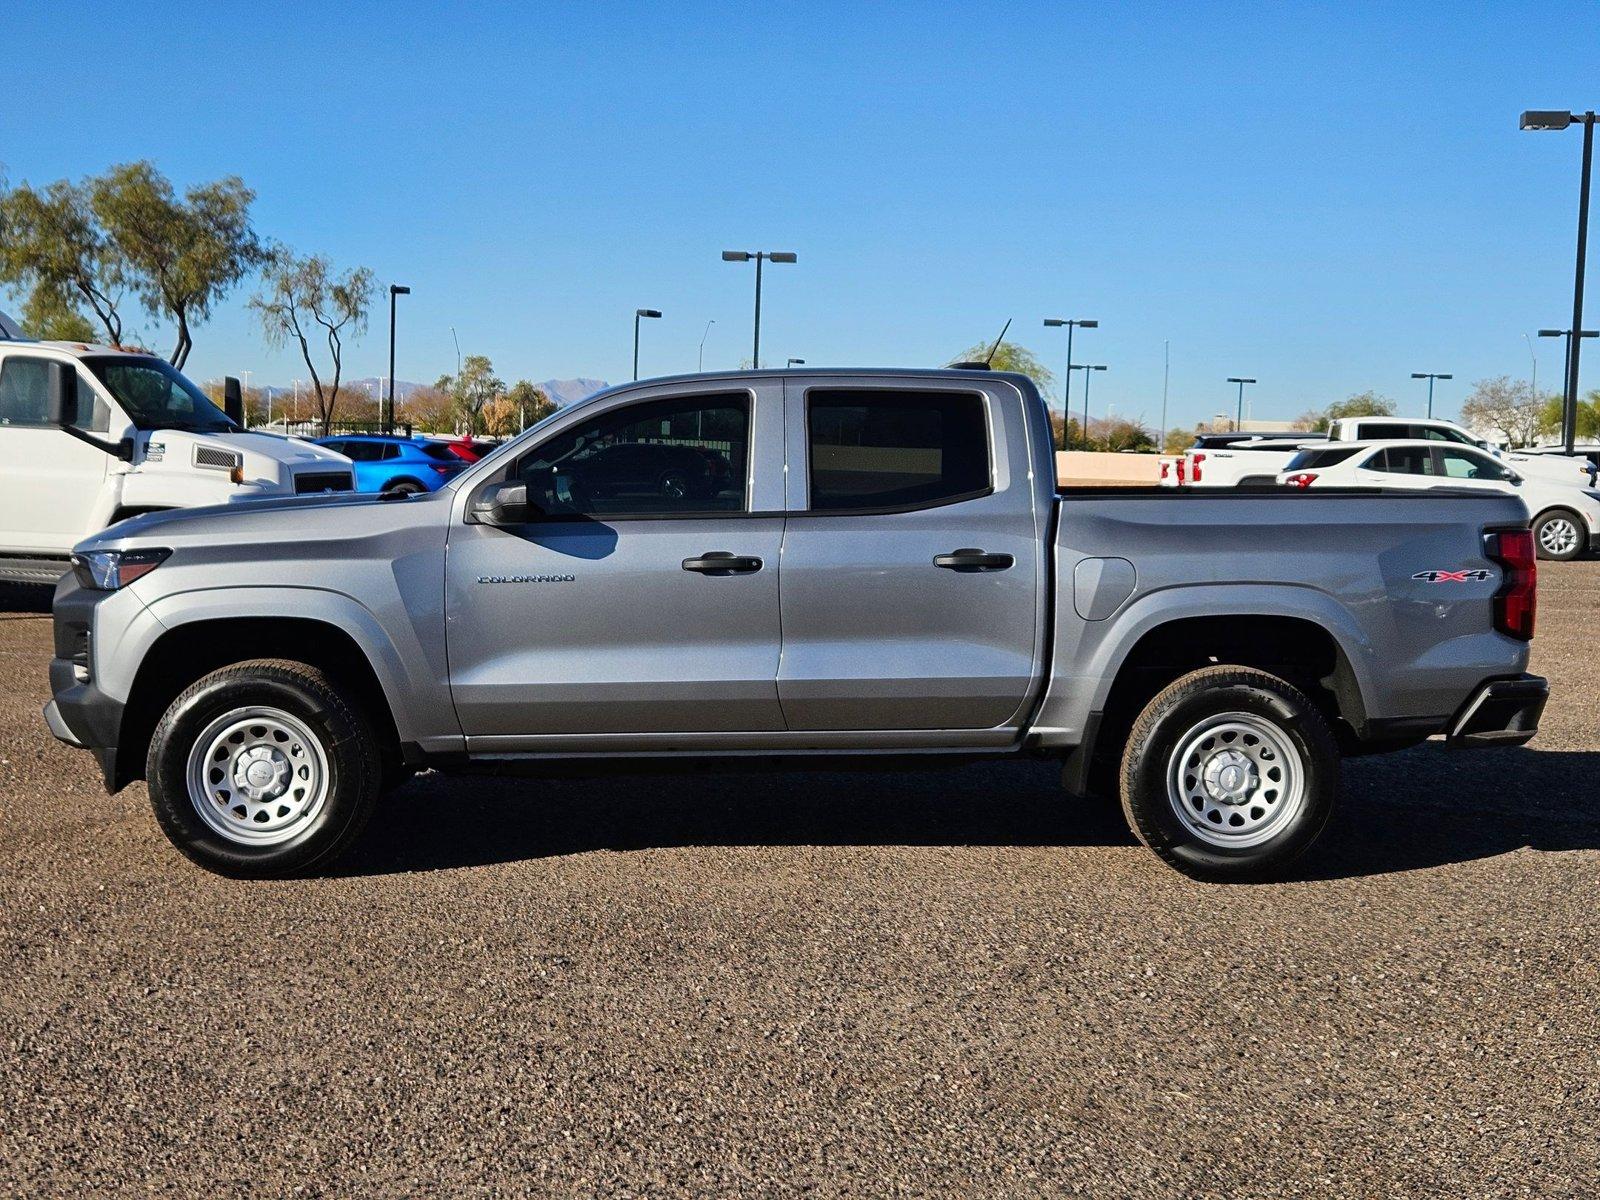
xmin=683 ymin=551 xmax=763 ymax=576
xmin=933 ymin=548 xmax=1014 ymax=572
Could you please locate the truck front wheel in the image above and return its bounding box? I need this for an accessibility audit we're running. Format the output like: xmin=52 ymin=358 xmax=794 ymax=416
xmin=1118 ymin=665 xmax=1338 ymax=882
xmin=145 ymin=659 xmax=380 ymax=877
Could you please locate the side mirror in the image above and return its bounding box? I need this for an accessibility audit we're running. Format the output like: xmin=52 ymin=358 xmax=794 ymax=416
xmin=468 ymin=480 xmax=536 ymax=526
xmin=223 ymin=376 xmax=244 ymax=427
xmin=45 ymin=361 xmax=79 ymax=426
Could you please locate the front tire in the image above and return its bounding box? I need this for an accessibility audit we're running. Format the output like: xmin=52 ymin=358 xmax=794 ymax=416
xmin=1118 ymin=665 xmax=1338 ymax=882
xmin=1533 ymin=509 xmax=1584 ymax=561
xmin=145 ymin=659 xmax=380 ymax=877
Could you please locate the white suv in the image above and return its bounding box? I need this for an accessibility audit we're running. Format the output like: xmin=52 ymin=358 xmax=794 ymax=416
xmin=1277 ymin=440 xmax=1600 ymax=560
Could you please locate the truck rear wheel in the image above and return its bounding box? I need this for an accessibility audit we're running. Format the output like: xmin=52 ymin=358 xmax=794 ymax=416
xmin=1119 ymin=665 xmax=1338 ymax=882
xmin=145 ymin=659 xmax=380 ymax=877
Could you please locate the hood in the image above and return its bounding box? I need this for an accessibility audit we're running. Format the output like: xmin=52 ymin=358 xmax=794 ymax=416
xmin=77 ymin=487 xmax=448 ymax=553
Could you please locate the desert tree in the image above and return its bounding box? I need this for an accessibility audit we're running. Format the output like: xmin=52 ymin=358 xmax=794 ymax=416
xmin=90 ymin=161 xmax=261 ymax=368
xmin=249 ymin=248 xmax=376 ymax=435
xmin=0 ymin=177 xmax=129 ymax=345
xmin=1460 ymin=376 xmax=1542 ymax=448
xmin=437 ymin=355 xmax=505 ymax=434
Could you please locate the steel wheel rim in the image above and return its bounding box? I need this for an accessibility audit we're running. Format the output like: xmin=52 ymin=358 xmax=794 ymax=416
xmin=1539 ymin=516 xmax=1578 ymax=556
xmin=1166 ymin=711 xmax=1306 ymax=849
xmin=184 ymin=706 xmax=331 ymax=846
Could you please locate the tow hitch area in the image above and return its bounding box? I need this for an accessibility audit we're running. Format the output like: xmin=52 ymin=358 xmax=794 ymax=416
xmin=1447 ymin=675 xmax=1548 ymax=748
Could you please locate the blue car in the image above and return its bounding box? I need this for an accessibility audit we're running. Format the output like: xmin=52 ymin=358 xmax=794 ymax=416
xmin=314 ymin=435 xmax=468 ymax=495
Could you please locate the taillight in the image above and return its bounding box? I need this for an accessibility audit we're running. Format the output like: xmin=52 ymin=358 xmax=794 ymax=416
xmin=1486 ymin=527 xmax=1536 ymax=640
xmin=1160 ymin=460 xmax=1170 ymax=480
xmin=1190 ymin=453 xmax=1204 ymax=483
xmin=1283 ymin=472 xmax=1318 ymax=488
xmin=1176 ymin=457 xmax=1187 ymax=485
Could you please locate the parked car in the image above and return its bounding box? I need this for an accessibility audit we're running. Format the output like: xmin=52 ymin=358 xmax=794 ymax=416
xmin=46 ymin=368 xmax=1546 ymax=882
xmin=1277 ymin=439 xmax=1600 ymax=560
xmin=0 ymin=340 xmax=353 ymax=585
xmin=1326 ymin=416 xmax=1598 ymax=488
xmin=314 ymin=434 xmax=468 ymax=494
xmin=1180 ymin=435 xmax=1323 ymax=487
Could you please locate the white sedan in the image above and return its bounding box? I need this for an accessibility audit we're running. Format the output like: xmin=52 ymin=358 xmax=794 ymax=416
xmin=1276 ymin=439 xmax=1600 ymax=561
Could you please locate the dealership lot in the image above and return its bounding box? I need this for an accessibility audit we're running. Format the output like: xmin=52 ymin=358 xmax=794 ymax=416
xmin=2 ymin=572 xmax=1597 ymax=1195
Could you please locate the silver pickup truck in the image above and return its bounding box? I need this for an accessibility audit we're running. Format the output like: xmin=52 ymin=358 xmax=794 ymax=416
xmin=43 ymin=368 xmax=1548 ymax=880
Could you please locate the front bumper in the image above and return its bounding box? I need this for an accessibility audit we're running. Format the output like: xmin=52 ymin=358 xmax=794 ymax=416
xmin=43 ymin=572 xmax=129 ymax=791
xmin=1445 ymin=674 xmax=1548 ymax=748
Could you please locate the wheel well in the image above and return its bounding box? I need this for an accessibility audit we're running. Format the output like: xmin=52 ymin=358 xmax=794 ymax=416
xmin=383 ymin=477 xmax=427 ymax=492
xmin=116 ymin=617 xmax=400 ymax=790
xmin=1093 ymin=616 xmax=1363 ymax=769
xmin=1533 ymin=506 xmax=1580 ymax=524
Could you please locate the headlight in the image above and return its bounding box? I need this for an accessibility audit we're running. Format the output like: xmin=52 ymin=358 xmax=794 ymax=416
xmin=71 ymin=548 xmax=172 ymax=590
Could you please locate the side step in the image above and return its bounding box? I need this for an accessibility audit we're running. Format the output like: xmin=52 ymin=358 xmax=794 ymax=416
xmin=0 ymin=556 xmax=70 ymax=586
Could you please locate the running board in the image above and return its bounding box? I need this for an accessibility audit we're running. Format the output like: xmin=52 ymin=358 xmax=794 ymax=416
xmin=0 ymin=555 xmax=70 ymax=586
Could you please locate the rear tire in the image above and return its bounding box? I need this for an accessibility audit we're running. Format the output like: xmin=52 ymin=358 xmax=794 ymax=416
xmin=385 ymin=480 xmax=426 ymax=497
xmin=1533 ymin=509 xmax=1584 ymax=561
xmin=145 ymin=659 xmax=380 ymax=877
xmin=1119 ymin=665 xmax=1338 ymax=882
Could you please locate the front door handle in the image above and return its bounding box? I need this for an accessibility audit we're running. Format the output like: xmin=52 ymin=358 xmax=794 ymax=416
xmin=933 ymin=548 xmax=1014 ymax=573
xmin=683 ymin=551 xmax=763 ymax=576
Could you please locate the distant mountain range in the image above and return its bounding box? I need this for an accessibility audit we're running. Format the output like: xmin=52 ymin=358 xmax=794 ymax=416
xmin=278 ymin=377 xmax=610 ymax=407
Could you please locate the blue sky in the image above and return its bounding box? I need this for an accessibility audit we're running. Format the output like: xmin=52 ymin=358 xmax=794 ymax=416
xmin=2 ymin=1 xmax=1597 ymax=430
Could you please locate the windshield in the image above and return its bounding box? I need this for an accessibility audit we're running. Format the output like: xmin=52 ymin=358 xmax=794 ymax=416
xmin=84 ymin=356 xmax=236 ymax=433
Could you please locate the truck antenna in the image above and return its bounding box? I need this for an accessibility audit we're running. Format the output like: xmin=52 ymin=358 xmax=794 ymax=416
xmin=983 ymin=318 xmax=1011 ymax=367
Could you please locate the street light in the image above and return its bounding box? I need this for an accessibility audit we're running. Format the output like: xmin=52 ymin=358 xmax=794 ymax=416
xmin=1069 ymin=363 xmax=1108 ymax=449
xmin=722 ymin=250 xmax=797 ymax=368
xmin=386 ymin=285 xmax=410 ymax=433
xmin=1226 ymin=378 xmax=1257 ymax=432
xmin=633 ymin=308 xmax=662 ymax=381
xmin=698 ymin=319 xmax=715 ymax=372
xmin=786 ymin=357 xmax=805 ymax=367
xmin=1044 ymin=317 xmax=1098 ymax=449
xmin=1539 ymin=328 xmax=1600 ymax=409
xmin=1521 ymin=108 xmax=1597 ymax=453
xmin=1410 ymin=372 xmax=1453 ymax=419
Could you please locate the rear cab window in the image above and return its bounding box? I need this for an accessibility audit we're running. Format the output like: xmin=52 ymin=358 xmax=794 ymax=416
xmin=805 ymin=389 xmax=991 ymax=512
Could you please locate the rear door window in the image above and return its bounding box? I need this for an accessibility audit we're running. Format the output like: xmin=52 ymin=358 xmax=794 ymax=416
xmin=806 ymin=389 xmax=990 ymax=512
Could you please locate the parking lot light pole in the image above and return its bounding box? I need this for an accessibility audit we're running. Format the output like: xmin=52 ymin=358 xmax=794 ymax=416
xmin=387 ymin=285 xmax=409 ymax=434
xmin=632 ymin=309 xmax=662 ymax=381
xmin=1521 ymin=109 xmax=1596 ymax=454
xmin=1070 ymin=363 xmax=1108 ymax=447
xmin=722 ymin=251 xmax=797 ymax=369
xmin=1539 ymin=328 xmax=1599 ymax=420
xmin=698 ymin=319 xmax=715 ymax=372
xmin=786 ymin=358 xmax=805 ymax=367
xmin=1411 ymin=372 xmax=1453 ymax=419
xmin=1227 ymin=377 xmax=1256 ymax=432
xmin=1044 ymin=318 xmax=1098 ymax=449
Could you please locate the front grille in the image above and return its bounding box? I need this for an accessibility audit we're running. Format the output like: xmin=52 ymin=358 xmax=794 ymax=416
xmin=294 ymin=471 xmax=354 ymax=494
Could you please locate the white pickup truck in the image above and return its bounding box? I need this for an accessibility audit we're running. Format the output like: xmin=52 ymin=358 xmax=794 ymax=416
xmin=1178 ymin=417 xmax=1598 ymax=489
xmin=0 ymin=333 xmax=354 ymax=584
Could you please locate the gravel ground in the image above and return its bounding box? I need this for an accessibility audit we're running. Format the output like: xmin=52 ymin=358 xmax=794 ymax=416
xmin=2 ymin=568 xmax=1597 ymax=1197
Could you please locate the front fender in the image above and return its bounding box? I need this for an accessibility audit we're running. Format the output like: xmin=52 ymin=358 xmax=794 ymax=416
xmin=136 ymin=585 xmax=461 ymax=752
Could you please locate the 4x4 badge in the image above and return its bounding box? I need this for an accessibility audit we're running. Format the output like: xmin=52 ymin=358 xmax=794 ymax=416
xmin=1412 ymin=569 xmax=1493 ymax=583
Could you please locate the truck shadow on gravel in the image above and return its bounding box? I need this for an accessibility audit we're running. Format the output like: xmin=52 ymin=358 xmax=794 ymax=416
xmin=335 ymin=745 xmax=1600 ymax=880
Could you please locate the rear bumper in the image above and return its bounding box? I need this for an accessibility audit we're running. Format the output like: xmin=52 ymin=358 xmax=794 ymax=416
xmin=1445 ymin=674 xmax=1548 ymax=748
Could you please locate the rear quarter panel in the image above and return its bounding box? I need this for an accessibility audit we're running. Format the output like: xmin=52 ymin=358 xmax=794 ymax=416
xmin=1033 ymin=490 xmax=1533 ymax=743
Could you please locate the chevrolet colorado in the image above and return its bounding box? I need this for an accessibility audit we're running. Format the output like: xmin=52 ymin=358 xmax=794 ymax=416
xmin=43 ymin=368 xmax=1548 ymax=880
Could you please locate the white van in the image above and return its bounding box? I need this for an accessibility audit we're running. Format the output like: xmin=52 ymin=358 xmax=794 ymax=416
xmin=0 ymin=331 xmax=354 ymax=584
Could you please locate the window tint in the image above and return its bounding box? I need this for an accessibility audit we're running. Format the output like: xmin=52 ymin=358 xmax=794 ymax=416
xmin=0 ymin=358 xmax=108 ymax=431
xmin=1286 ymin=445 xmax=1362 ymax=470
xmin=418 ymin=442 xmax=459 ymax=461
xmin=511 ymin=393 xmax=749 ymax=517
xmin=1376 ymin=446 xmax=1435 ymax=475
xmin=1439 ymin=448 xmax=1511 ymax=481
xmin=85 ymin=357 xmax=231 ymax=432
xmin=381 ymin=443 xmax=401 ymax=461
xmin=342 ymin=440 xmax=386 ymax=462
xmin=1361 ymin=422 xmax=1410 ymax=441
xmin=806 ymin=389 xmax=990 ymax=511
xmin=0 ymin=358 xmax=51 ymax=425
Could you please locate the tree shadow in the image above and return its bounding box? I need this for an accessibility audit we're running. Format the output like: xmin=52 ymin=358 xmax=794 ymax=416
xmin=334 ymin=744 xmax=1600 ymax=880
xmin=0 ymin=584 xmax=53 ymax=617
